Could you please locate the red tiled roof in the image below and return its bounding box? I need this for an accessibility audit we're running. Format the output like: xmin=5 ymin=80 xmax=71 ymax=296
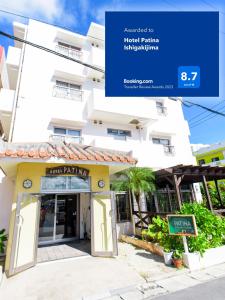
xmin=0 ymin=141 xmax=137 ymax=165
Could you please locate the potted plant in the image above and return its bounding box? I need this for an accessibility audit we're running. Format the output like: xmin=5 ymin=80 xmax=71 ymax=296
xmin=163 ymin=247 xmax=173 ymax=265
xmin=172 ymin=249 xmax=183 ymax=269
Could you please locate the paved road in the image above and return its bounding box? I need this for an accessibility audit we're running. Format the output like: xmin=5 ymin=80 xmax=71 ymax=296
xmin=154 ymin=276 xmax=225 ymax=300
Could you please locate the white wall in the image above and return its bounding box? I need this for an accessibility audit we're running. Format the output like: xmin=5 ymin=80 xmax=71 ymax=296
xmin=0 ymin=169 xmax=14 ymax=233
xmin=8 ymin=19 xmax=195 ymax=174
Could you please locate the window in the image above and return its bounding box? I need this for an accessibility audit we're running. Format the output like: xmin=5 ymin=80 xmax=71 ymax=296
xmin=53 ymin=80 xmax=82 ymax=100
xmin=198 ymin=159 xmax=205 ymax=166
xmin=152 ymin=137 xmax=175 ymax=154
xmin=107 ymin=128 xmax=131 ymax=140
xmin=56 ymin=42 xmax=82 ymax=59
xmin=116 ymin=193 xmax=131 ymax=223
xmin=152 ymin=138 xmax=170 ymax=145
xmin=156 ymin=101 xmax=167 ymax=114
xmin=41 ymin=176 xmax=90 ymax=192
xmin=212 ymin=157 xmax=220 ymax=162
xmin=51 ymin=127 xmax=82 ymax=143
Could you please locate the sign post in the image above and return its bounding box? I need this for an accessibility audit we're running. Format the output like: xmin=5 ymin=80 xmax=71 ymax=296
xmin=167 ymin=215 xmax=198 ymax=253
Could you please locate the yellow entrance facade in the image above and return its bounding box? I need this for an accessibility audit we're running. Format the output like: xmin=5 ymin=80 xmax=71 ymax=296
xmin=5 ymin=162 xmax=116 ymax=276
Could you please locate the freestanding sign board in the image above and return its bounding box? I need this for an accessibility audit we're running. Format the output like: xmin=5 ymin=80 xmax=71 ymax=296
xmin=167 ymin=215 xmax=198 ymax=237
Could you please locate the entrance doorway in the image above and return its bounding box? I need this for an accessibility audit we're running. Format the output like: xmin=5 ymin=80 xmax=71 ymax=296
xmin=38 ymin=194 xmax=79 ymax=244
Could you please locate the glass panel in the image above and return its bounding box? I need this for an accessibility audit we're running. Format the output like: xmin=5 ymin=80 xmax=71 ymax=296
xmin=69 ymin=176 xmax=90 ymax=190
xmin=39 ymin=195 xmax=55 ymax=241
xmin=67 ymin=129 xmax=81 ymax=136
xmin=41 ymin=176 xmax=67 ymax=191
xmin=56 ymin=80 xmax=69 ymax=88
xmin=69 ymin=83 xmax=81 ymax=90
xmin=54 ymin=127 xmax=66 ymax=135
xmin=56 ymin=195 xmax=77 ymax=239
xmin=116 ymin=193 xmax=131 ymax=222
xmin=41 ymin=176 xmax=90 ymax=192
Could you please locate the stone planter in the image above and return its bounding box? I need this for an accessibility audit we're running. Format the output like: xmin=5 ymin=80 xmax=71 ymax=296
xmin=183 ymin=245 xmax=225 ymax=271
xmin=120 ymin=235 xmax=163 ymax=257
xmin=163 ymin=251 xmax=173 ymax=265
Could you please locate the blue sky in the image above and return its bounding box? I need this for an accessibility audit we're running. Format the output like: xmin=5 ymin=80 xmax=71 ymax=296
xmin=0 ymin=0 xmax=224 ymax=145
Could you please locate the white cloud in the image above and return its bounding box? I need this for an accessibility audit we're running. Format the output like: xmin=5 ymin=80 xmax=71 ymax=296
xmin=0 ymin=0 xmax=77 ymax=27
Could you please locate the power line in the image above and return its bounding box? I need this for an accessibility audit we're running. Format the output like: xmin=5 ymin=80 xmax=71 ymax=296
xmin=189 ymin=101 xmax=225 ymax=123
xmin=190 ymin=107 xmax=225 ymax=128
xmin=182 ymin=100 xmax=225 ymax=117
xmin=0 ymin=30 xmax=105 ymax=74
xmin=190 ymin=104 xmax=225 ymax=127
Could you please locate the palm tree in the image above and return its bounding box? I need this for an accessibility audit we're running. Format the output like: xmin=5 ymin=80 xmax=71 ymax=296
xmin=111 ymin=167 xmax=155 ymax=230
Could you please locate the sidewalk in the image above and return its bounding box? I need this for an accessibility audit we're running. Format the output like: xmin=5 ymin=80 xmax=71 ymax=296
xmin=0 ymin=242 xmax=225 ymax=299
xmin=86 ymin=263 xmax=225 ymax=300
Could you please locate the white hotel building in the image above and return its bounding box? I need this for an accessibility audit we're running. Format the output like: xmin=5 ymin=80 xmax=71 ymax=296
xmin=0 ymin=20 xmax=196 ymax=276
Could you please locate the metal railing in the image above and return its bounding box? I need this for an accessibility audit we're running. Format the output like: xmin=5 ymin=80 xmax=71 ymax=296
xmin=53 ymin=85 xmax=83 ymax=101
xmin=50 ymin=134 xmax=83 ymax=144
xmin=55 ymin=44 xmax=83 ymax=60
xmin=156 ymin=106 xmax=167 ymax=115
xmin=163 ymin=145 xmax=175 ymax=154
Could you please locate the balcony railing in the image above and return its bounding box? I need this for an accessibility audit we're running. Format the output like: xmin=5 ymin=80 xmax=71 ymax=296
xmin=50 ymin=134 xmax=83 ymax=144
xmin=156 ymin=106 xmax=167 ymax=115
xmin=53 ymin=86 xmax=83 ymax=101
xmin=163 ymin=145 xmax=175 ymax=154
xmin=55 ymin=44 xmax=83 ymax=60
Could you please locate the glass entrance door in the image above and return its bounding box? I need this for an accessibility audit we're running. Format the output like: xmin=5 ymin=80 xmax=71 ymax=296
xmin=55 ymin=195 xmax=77 ymax=240
xmin=39 ymin=195 xmax=55 ymax=242
xmin=38 ymin=194 xmax=78 ymax=244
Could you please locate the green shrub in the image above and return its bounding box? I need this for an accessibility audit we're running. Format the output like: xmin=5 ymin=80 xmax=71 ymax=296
xmin=143 ymin=203 xmax=225 ymax=256
xmin=0 ymin=229 xmax=7 ymax=253
xmin=142 ymin=216 xmax=183 ymax=253
xmin=179 ymin=203 xmax=225 ymax=255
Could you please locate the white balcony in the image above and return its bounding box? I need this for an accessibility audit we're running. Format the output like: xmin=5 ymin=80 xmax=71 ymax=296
xmin=52 ymin=86 xmax=83 ymax=101
xmin=49 ymin=134 xmax=83 ymax=144
xmin=55 ymin=44 xmax=83 ymax=61
xmin=6 ymin=46 xmax=21 ymax=90
xmin=0 ymin=89 xmax=14 ymax=138
xmin=50 ymin=93 xmax=86 ymax=127
xmin=87 ymin=88 xmax=158 ymax=126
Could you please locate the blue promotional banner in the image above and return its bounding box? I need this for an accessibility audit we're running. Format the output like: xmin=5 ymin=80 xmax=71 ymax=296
xmin=105 ymin=12 xmax=219 ymax=97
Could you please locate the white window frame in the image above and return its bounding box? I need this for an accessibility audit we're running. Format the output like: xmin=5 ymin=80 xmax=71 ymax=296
xmin=56 ymin=41 xmax=82 ymax=60
xmin=53 ymin=80 xmax=83 ymax=101
xmin=107 ymin=128 xmax=131 ymax=141
xmin=152 ymin=137 xmax=175 ymax=154
xmin=50 ymin=127 xmax=82 ymax=143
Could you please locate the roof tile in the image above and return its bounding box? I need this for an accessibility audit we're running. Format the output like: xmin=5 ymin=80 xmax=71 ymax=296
xmin=0 ymin=141 xmax=137 ymax=165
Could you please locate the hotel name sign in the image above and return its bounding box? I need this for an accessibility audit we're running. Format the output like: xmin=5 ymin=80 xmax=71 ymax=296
xmin=46 ymin=165 xmax=89 ymax=177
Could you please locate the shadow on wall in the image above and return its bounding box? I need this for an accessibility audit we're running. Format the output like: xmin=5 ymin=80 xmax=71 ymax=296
xmin=0 ymin=170 xmax=14 ymax=233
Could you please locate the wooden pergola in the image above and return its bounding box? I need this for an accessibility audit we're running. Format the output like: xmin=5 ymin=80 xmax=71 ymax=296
xmin=155 ymin=164 xmax=225 ymax=211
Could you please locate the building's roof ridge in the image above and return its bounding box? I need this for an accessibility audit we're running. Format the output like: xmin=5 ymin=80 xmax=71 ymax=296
xmin=0 ymin=140 xmax=137 ymax=165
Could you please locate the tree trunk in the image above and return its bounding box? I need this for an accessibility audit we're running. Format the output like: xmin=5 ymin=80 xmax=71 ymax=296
xmin=136 ymin=193 xmax=144 ymax=231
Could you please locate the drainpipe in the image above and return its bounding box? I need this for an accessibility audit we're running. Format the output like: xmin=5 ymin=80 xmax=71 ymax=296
xmin=8 ymin=25 xmax=28 ymax=142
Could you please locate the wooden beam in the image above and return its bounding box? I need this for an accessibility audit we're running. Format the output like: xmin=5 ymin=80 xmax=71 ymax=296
xmin=202 ymin=175 xmax=213 ymax=211
xmin=214 ymin=180 xmax=223 ymax=208
xmin=173 ymin=174 xmax=182 ymax=210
